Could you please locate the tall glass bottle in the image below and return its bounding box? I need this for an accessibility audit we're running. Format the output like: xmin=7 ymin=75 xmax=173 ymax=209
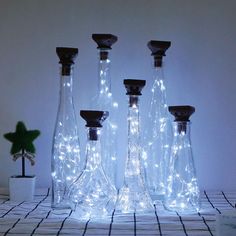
xmin=51 ymin=47 xmax=81 ymax=209
xmin=116 ymin=79 xmax=153 ymax=213
xmin=142 ymin=40 xmax=172 ymax=200
xmin=164 ymin=106 xmax=200 ymax=213
xmin=91 ymin=34 xmax=118 ymax=187
xmin=68 ymin=110 xmax=117 ymax=220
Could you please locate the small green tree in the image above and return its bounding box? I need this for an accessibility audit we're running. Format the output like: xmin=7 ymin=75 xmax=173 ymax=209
xmin=4 ymin=121 xmax=40 ymax=177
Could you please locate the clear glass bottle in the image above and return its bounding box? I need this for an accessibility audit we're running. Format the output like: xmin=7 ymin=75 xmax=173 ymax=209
xmin=164 ymin=106 xmax=200 ymax=213
xmin=142 ymin=40 xmax=172 ymax=200
xmin=51 ymin=47 xmax=81 ymax=209
xmin=90 ymin=34 xmax=118 ymax=187
xmin=116 ymin=79 xmax=153 ymax=213
xmin=68 ymin=110 xmax=117 ymax=220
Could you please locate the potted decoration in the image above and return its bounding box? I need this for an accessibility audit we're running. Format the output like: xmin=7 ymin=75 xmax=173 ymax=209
xmin=4 ymin=121 xmax=40 ymax=201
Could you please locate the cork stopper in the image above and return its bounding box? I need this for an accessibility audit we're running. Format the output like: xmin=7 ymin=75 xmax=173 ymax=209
xmin=169 ymin=106 xmax=195 ymax=134
xmin=80 ymin=110 xmax=108 ymax=128
xmin=124 ymin=79 xmax=146 ymax=96
xmin=147 ymin=40 xmax=171 ymax=67
xmin=92 ymin=34 xmax=118 ymax=50
xmin=124 ymin=79 xmax=146 ymax=106
xmin=56 ymin=47 xmax=78 ymax=76
xmin=80 ymin=110 xmax=109 ymax=141
xmin=168 ymin=106 xmax=195 ymax=122
xmin=92 ymin=34 xmax=118 ymax=60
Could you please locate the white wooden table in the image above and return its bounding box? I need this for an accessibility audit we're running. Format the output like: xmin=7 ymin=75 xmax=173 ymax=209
xmin=0 ymin=189 xmax=235 ymax=236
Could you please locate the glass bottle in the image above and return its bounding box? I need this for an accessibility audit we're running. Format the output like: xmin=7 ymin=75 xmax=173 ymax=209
xmin=51 ymin=47 xmax=81 ymax=209
xmin=164 ymin=106 xmax=200 ymax=213
xmin=68 ymin=110 xmax=117 ymax=220
xmin=142 ymin=40 xmax=172 ymax=200
xmin=91 ymin=34 xmax=118 ymax=187
xmin=116 ymin=79 xmax=153 ymax=213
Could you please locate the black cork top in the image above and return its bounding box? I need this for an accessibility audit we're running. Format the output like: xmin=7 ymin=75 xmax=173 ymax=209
xmin=56 ymin=47 xmax=78 ymax=75
xmin=124 ymin=79 xmax=146 ymax=96
xmin=80 ymin=110 xmax=109 ymax=140
xmin=80 ymin=110 xmax=109 ymax=128
xmin=169 ymin=106 xmax=195 ymax=122
xmin=92 ymin=34 xmax=118 ymax=50
xmin=147 ymin=40 xmax=171 ymax=67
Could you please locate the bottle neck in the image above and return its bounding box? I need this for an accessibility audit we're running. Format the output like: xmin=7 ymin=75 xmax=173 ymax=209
xmin=173 ymin=121 xmax=191 ymax=137
xmin=153 ymin=65 xmax=165 ymax=83
xmin=154 ymin=56 xmax=163 ymax=68
xmin=85 ymin=127 xmax=102 ymax=169
xmin=128 ymin=96 xmax=140 ymax=136
xmin=126 ymin=95 xmax=141 ymax=176
xmin=97 ymin=50 xmax=111 ymax=95
xmin=149 ymin=65 xmax=168 ymax=122
xmin=59 ymin=66 xmax=73 ymax=98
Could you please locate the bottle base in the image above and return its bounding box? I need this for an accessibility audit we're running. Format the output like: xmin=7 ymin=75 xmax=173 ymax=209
xmin=150 ymin=193 xmax=165 ymax=202
xmin=116 ymin=187 xmax=154 ymax=213
xmin=164 ymin=200 xmax=200 ymax=214
xmin=51 ymin=200 xmax=74 ymax=210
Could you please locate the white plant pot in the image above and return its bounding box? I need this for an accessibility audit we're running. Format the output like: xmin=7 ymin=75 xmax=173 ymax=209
xmin=9 ymin=175 xmax=36 ymax=202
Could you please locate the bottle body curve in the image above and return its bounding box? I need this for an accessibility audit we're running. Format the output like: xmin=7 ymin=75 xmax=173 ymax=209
xmin=164 ymin=121 xmax=200 ymax=213
xmin=68 ymin=126 xmax=117 ymax=220
xmin=51 ymin=69 xmax=81 ymax=209
xmin=142 ymin=67 xmax=172 ymax=199
xmin=90 ymin=55 xmax=118 ymax=187
xmin=117 ymin=93 xmax=153 ymax=213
